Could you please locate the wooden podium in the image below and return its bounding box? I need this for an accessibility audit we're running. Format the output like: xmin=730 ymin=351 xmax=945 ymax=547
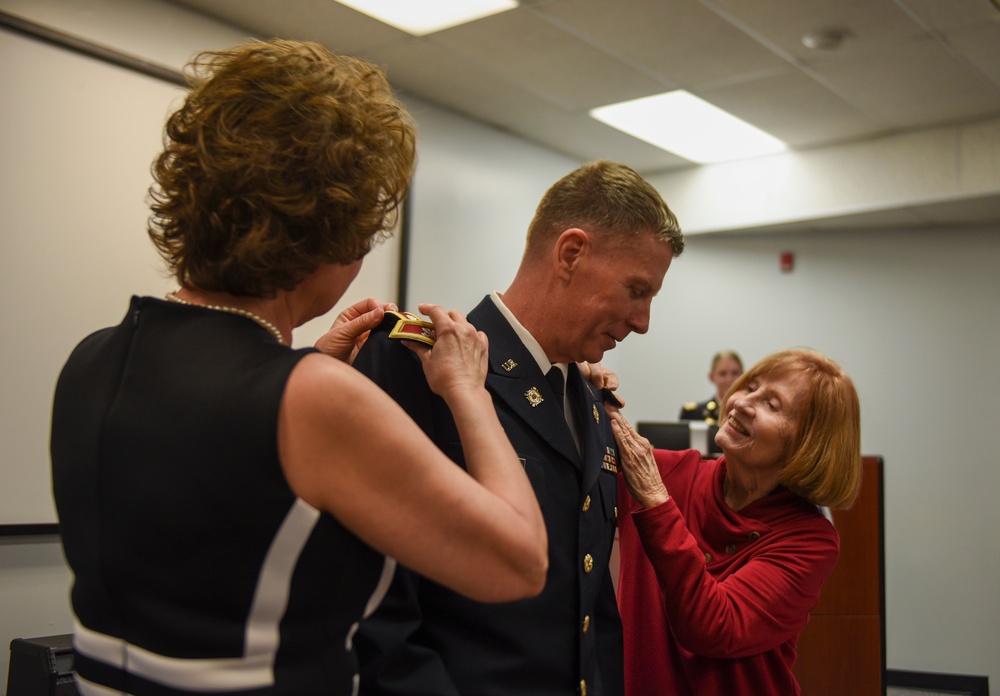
xmin=793 ymin=456 xmax=885 ymax=695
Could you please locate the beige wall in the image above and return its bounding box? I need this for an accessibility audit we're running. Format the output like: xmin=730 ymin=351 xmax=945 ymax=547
xmin=1 ymin=0 xmax=998 ymax=690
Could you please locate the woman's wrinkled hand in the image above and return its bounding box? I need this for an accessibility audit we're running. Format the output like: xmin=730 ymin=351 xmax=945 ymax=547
xmin=578 ymin=362 xmax=620 ymax=391
xmin=609 ymin=411 xmax=670 ymax=509
xmin=314 ymin=297 xmax=396 ymax=364
xmin=406 ymin=304 xmax=489 ymax=401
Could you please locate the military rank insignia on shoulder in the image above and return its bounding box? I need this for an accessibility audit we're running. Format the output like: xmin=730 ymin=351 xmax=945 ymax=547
xmin=387 ymin=311 xmax=436 ymax=346
xmin=600 ymin=387 xmax=625 ymax=408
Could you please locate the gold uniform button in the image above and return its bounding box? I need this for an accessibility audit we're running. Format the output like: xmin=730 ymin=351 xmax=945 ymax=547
xmin=583 ymin=554 xmax=594 ymax=573
xmin=749 ymin=531 xmax=761 ymax=541
xmin=579 ymin=679 xmax=587 ymax=696
xmin=704 ymin=552 xmax=712 ymax=564
xmin=582 ymin=615 xmax=591 ymax=633
xmin=614 ymin=505 xmax=618 ymax=519
xmin=582 ymin=495 xmax=591 ymax=512
xmin=725 ymin=543 xmax=737 ymax=555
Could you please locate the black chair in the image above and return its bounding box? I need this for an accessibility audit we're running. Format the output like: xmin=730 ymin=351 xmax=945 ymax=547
xmin=7 ymin=634 xmax=77 ymax=695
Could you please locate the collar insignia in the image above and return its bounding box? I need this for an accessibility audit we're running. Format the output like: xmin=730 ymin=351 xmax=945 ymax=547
xmin=525 ymin=386 xmax=544 ymax=407
xmin=592 ymin=404 xmax=600 ymax=423
xmin=501 ymin=359 xmax=518 ymax=372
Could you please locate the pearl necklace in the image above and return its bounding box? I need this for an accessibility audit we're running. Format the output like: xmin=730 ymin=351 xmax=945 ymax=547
xmin=166 ymin=291 xmax=285 ymax=344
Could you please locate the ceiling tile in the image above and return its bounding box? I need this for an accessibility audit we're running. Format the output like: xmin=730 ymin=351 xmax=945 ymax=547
xmin=171 ymin=0 xmax=408 ymax=54
xmin=699 ymin=71 xmax=883 ymax=148
xmin=372 ymin=39 xmax=530 ymax=118
xmin=896 ymin=0 xmax=1000 ymax=32
xmin=703 ymin=0 xmax=927 ymax=65
xmin=375 ymin=39 xmax=686 ymax=172
xmin=536 ymin=0 xmax=789 ymax=88
xmin=810 ymin=36 xmax=1000 ymax=128
xmin=424 ymin=6 xmax=666 ymax=110
xmin=943 ymin=22 xmax=1000 ymax=90
xmin=510 ymin=105 xmax=695 ymax=174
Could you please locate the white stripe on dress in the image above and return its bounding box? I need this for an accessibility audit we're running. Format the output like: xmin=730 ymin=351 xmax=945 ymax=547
xmin=73 ymin=498 xmax=321 ymax=692
xmin=344 ymin=555 xmax=396 ymax=652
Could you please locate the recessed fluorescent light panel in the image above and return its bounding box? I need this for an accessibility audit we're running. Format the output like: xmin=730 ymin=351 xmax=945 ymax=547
xmin=335 ymin=0 xmax=518 ymax=36
xmin=590 ymin=90 xmax=787 ymax=164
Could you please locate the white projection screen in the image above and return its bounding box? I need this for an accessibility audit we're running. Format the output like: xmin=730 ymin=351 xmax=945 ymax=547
xmin=0 ymin=20 xmax=401 ymax=528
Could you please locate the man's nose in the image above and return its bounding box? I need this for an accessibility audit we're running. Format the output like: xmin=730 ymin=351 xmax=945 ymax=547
xmin=627 ymin=303 xmax=651 ymax=334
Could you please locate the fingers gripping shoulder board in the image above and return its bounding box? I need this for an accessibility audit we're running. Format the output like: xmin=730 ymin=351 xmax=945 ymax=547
xmin=386 ymin=311 xmax=436 ymax=346
xmin=601 ymin=387 xmax=625 ymax=408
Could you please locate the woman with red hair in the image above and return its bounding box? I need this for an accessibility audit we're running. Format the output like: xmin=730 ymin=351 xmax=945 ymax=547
xmin=611 ymin=349 xmax=861 ymax=695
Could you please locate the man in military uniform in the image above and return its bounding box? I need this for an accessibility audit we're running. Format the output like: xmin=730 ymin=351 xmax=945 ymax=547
xmin=352 ymin=161 xmax=683 ymax=696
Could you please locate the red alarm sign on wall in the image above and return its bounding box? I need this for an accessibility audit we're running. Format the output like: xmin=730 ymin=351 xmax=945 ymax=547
xmin=780 ymin=251 xmax=794 ymax=273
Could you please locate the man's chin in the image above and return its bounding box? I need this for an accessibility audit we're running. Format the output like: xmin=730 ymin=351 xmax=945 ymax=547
xmin=584 ymin=347 xmax=611 ymax=363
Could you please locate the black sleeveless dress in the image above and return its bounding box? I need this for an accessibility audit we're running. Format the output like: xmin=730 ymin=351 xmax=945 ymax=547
xmin=52 ymin=296 xmax=393 ymax=695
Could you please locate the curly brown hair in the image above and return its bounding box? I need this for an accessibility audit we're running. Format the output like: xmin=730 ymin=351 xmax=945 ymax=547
xmin=148 ymin=40 xmax=416 ymax=297
xmin=524 ymin=160 xmax=684 ymax=259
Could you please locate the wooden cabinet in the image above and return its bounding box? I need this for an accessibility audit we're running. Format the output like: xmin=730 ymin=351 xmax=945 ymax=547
xmin=793 ymin=456 xmax=885 ymax=696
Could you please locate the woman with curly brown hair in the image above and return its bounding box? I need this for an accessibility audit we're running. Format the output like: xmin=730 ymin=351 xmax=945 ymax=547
xmin=50 ymin=40 xmax=546 ymax=695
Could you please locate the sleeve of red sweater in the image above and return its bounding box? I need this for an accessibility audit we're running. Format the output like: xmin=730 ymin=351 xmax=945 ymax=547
xmin=631 ymin=473 xmax=839 ymax=659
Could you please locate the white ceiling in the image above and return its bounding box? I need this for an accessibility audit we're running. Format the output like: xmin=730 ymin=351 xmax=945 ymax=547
xmin=167 ymin=0 xmax=1000 ymax=229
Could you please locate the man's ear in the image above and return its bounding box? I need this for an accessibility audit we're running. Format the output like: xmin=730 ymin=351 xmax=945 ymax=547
xmin=553 ymin=228 xmax=590 ymax=279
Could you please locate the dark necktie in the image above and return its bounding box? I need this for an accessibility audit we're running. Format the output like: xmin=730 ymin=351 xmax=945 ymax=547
xmin=546 ymin=366 xmax=565 ymax=405
xmin=547 ymin=365 xmax=572 ymax=427
xmin=548 ymin=365 xmax=581 ymax=453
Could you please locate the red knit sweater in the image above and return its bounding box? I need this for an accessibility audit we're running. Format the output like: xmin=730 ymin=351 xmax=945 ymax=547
xmin=616 ymin=450 xmax=839 ymax=696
